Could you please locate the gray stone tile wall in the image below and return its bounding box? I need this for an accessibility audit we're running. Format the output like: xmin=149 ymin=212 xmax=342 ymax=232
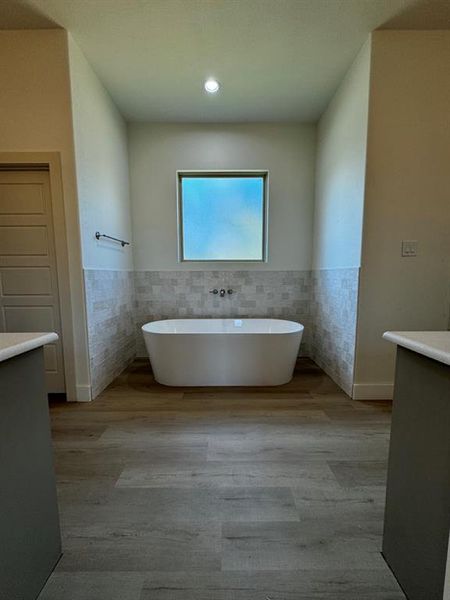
xmin=84 ymin=267 xmax=360 ymax=398
xmin=134 ymin=270 xmax=312 ymax=357
xmin=310 ymin=268 xmax=360 ymax=396
xmin=84 ymin=269 xmax=136 ymax=398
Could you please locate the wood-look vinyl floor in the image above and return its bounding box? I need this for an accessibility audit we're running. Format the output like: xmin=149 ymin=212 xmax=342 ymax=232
xmin=38 ymin=359 xmax=405 ymax=599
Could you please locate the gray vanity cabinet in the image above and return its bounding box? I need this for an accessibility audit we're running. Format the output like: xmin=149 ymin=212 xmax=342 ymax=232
xmin=383 ymin=345 xmax=450 ymax=600
xmin=0 ymin=346 xmax=61 ymax=600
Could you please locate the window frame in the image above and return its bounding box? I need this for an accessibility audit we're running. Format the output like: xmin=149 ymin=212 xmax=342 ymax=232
xmin=176 ymin=170 xmax=269 ymax=263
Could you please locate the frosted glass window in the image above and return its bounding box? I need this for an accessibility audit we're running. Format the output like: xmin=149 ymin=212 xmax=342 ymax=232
xmin=178 ymin=173 xmax=267 ymax=261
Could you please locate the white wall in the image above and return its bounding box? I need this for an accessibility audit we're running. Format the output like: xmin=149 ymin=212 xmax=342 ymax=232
xmin=309 ymin=40 xmax=371 ymax=396
xmin=0 ymin=30 xmax=90 ymax=401
xmin=354 ymin=31 xmax=450 ymax=394
xmin=68 ymin=36 xmax=133 ymax=271
xmin=128 ymin=123 xmax=316 ymax=271
xmin=312 ymin=40 xmax=371 ymax=270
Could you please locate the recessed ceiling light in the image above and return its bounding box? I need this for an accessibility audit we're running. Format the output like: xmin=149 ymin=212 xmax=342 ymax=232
xmin=204 ymin=78 xmax=220 ymax=94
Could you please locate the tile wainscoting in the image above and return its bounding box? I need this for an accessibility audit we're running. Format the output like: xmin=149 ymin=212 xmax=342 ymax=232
xmin=134 ymin=270 xmax=312 ymax=357
xmin=310 ymin=268 xmax=360 ymax=396
xmin=84 ymin=268 xmax=360 ymax=399
xmin=84 ymin=269 xmax=136 ymax=398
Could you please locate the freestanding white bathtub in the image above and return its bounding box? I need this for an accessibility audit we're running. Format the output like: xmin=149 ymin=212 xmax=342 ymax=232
xmin=142 ymin=318 xmax=304 ymax=386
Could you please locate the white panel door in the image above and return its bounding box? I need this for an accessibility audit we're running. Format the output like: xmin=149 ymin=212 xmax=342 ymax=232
xmin=0 ymin=171 xmax=65 ymax=392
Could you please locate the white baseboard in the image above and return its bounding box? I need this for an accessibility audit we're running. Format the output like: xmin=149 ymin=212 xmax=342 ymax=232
xmin=74 ymin=384 xmax=92 ymax=402
xmin=352 ymin=383 xmax=394 ymax=400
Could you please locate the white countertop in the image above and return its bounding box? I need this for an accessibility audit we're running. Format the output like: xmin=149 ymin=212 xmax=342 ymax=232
xmin=0 ymin=332 xmax=58 ymax=363
xmin=383 ymin=331 xmax=450 ymax=366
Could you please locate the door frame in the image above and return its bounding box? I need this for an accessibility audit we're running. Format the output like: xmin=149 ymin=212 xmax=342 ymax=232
xmin=0 ymin=152 xmax=77 ymax=402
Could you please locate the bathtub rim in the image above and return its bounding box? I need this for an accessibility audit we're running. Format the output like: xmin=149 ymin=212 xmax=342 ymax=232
xmin=142 ymin=318 xmax=304 ymax=336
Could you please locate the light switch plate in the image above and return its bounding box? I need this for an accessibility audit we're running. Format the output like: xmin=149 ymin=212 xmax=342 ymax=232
xmin=401 ymin=240 xmax=418 ymax=257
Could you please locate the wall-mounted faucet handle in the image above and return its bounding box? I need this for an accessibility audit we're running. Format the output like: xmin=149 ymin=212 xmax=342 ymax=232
xmin=227 ymin=289 xmax=233 ymax=295
xmin=219 ymin=288 xmax=226 ymax=297
xmin=209 ymin=289 xmax=218 ymax=294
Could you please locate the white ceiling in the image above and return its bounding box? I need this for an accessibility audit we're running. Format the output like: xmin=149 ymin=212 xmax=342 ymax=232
xmin=2 ymin=0 xmax=450 ymax=122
